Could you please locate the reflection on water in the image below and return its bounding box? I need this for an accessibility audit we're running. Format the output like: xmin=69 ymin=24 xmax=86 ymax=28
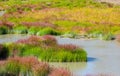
xmin=49 ymin=62 xmax=87 ymax=72
xmin=49 ymin=57 xmax=97 ymax=76
xmin=49 ymin=57 xmax=97 ymax=75
xmin=87 ymin=57 xmax=97 ymax=62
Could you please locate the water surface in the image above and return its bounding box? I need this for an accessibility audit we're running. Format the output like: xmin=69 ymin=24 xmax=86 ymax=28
xmin=50 ymin=37 xmax=120 ymax=76
xmin=0 ymin=34 xmax=29 ymax=44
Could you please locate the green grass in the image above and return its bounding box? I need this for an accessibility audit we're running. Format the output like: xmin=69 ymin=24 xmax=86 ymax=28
xmin=36 ymin=27 xmax=60 ymax=36
xmin=28 ymin=27 xmax=41 ymax=35
xmin=0 ymin=56 xmax=71 ymax=76
xmin=22 ymin=46 xmax=87 ymax=62
xmin=0 ymin=0 xmax=117 ymax=12
xmin=0 ymin=0 xmax=120 ymax=39
xmin=12 ymin=26 xmax=28 ymax=34
xmin=19 ymin=46 xmax=87 ymax=62
xmin=5 ymin=36 xmax=87 ymax=62
xmin=13 ymin=44 xmax=87 ymax=62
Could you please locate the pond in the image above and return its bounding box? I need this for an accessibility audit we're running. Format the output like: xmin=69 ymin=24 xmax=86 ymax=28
xmin=0 ymin=35 xmax=120 ymax=76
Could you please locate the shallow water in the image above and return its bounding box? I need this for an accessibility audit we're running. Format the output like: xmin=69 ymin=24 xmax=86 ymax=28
xmin=50 ymin=37 xmax=120 ymax=76
xmin=0 ymin=35 xmax=120 ymax=76
xmin=0 ymin=34 xmax=29 ymax=44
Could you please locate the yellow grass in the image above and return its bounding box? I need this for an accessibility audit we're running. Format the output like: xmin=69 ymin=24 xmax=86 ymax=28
xmin=21 ymin=7 xmax=120 ymax=25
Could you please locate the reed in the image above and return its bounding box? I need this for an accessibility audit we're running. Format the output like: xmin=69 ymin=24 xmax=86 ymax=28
xmin=6 ymin=35 xmax=87 ymax=62
xmin=0 ymin=56 xmax=72 ymax=76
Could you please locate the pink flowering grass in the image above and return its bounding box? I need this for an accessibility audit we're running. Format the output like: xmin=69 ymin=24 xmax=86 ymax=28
xmin=18 ymin=56 xmax=39 ymax=70
xmin=5 ymin=56 xmax=49 ymax=76
xmin=32 ymin=62 xmax=49 ymax=76
xmin=22 ymin=22 xmax=55 ymax=28
xmin=0 ymin=56 xmax=72 ymax=76
xmin=12 ymin=35 xmax=87 ymax=62
xmin=59 ymin=44 xmax=78 ymax=51
xmin=42 ymin=35 xmax=57 ymax=46
xmin=16 ymin=35 xmax=42 ymax=46
xmin=0 ymin=20 xmax=14 ymax=29
xmin=16 ymin=35 xmax=57 ymax=46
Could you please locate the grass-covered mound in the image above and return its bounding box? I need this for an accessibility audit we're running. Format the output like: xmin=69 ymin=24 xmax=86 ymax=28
xmin=6 ymin=35 xmax=87 ymax=62
xmin=0 ymin=56 xmax=71 ymax=76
